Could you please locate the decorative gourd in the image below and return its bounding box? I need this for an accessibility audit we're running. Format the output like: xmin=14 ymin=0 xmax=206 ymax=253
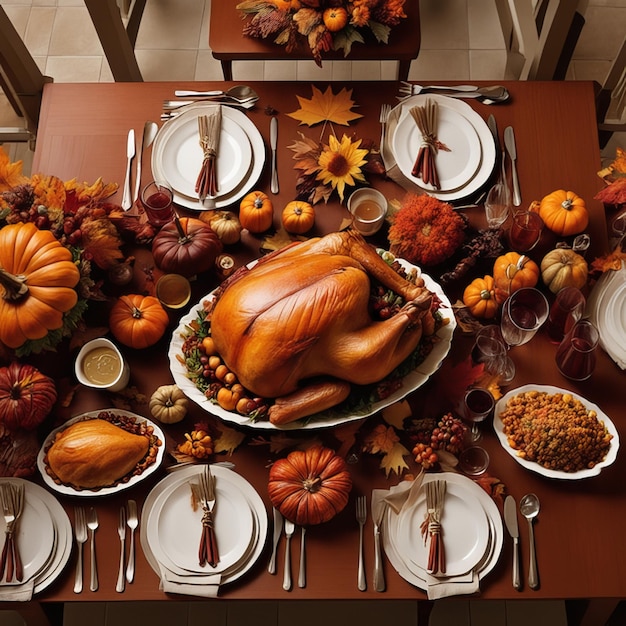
xmin=540 ymin=248 xmax=589 ymax=293
xmin=109 ymin=294 xmax=169 ymax=349
xmin=539 ymin=190 xmax=589 ymax=236
xmin=0 ymin=222 xmax=80 ymax=349
xmin=268 ymin=446 xmax=352 ymax=526
xmin=493 ymin=252 xmax=539 ymax=299
xmin=239 ymin=191 xmax=274 ymax=233
xmin=282 ymin=201 xmax=315 ymax=234
xmin=149 ymin=384 xmax=188 ymax=424
xmin=322 ymin=7 xmax=348 ymax=31
xmin=203 ymin=210 xmax=242 ymax=245
xmin=152 ymin=217 xmax=222 ymax=277
xmin=0 ymin=362 xmax=57 ymax=431
xmin=462 ymin=275 xmax=499 ymax=319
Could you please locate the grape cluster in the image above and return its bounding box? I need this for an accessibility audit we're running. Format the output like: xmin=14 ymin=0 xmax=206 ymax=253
xmin=411 ymin=413 xmax=468 ymax=469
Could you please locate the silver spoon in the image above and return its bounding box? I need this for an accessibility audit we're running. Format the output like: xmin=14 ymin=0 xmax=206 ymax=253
xmin=520 ymin=493 xmax=540 ymax=590
xmin=134 ymin=121 xmax=158 ymax=203
xmin=174 ymin=85 xmax=259 ymax=103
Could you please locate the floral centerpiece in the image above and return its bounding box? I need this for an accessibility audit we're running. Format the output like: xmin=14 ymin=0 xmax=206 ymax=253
xmin=236 ymin=0 xmax=407 ymax=66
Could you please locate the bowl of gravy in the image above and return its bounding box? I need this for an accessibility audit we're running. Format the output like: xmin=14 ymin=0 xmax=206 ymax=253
xmin=75 ymin=338 xmax=130 ymax=392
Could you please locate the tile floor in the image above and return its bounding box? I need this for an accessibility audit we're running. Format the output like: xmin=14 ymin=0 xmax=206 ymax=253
xmin=0 ymin=1 xmax=624 ymax=624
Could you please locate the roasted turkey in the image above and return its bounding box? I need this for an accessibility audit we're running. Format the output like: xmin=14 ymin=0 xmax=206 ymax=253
xmin=210 ymin=231 xmax=435 ymax=425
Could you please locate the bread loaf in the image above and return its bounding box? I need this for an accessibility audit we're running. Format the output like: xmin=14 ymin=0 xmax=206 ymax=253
xmin=46 ymin=418 xmax=150 ymax=488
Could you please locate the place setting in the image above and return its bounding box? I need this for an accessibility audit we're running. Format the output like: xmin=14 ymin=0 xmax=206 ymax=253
xmin=372 ymin=471 xmax=503 ymax=600
xmin=381 ymin=93 xmax=497 ymax=202
xmin=151 ymin=99 xmax=265 ymax=211
xmin=140 ymin=463 xmax=268 ymax=597
xmin=0 ymin=478 xmax=72 ymax=601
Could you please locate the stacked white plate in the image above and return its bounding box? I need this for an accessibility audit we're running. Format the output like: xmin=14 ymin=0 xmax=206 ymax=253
xmin=152 ymin=102 xmax=265 ymax=210
xmin=382 ymin=472 xmax=503 ymax=591
xmin=586 ymin=260 xmax=626 ymax=369
xmin=0 ymin=478 xmax=72 ymax=595
xmin=382 ymin=94 xmax=496 ymax=201
xmin=141 ymin=464 xmax=267 ymax=591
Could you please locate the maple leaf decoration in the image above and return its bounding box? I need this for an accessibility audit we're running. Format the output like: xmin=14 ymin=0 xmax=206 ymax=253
xmin=0 ymin=149 xmax=27 ymax=192
xmin=288 ymin=85 xmax=363 ymax=127
xmin=213 ymin=424 xmax=246 ymax=456
xmin=362 ymin=424 xmax=410 ymax=477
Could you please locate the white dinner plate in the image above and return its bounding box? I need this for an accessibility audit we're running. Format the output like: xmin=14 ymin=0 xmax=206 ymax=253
xmin=141 ymin=464 xmax=268 ymax=586
xmin=37 ymin=410 xmax=166 ymax=496
xmin=152 ymin=103 xmax=265 ymax=210
xmin=157 ymin=112 xmax=252 ymax=199
xmin=493 ymin=384 xmax=619 ymax=479
xmin=396 ymin=478 xmax=490 ymax=577
xmin=153 ymin=471 xmax=255 ymax=574
xmin=168 ymin=256 xmax=456 ymax=430
xmin=382 ymin=472 xmax=503 ymax=590
xmin=384 ymin=94 xmax=496 ymax=202
xmin=393 ymin=101 xmax=482 ymax=193
xmin=0 ymin=478 xmax=72 ymax=595
xmin=0 ymin=484 xmax=55 ymax=584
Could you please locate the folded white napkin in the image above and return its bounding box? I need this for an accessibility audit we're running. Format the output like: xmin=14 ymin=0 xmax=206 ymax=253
xmin=373 ymin=475 xmax=480 ymax=600
xmin=0 ymin=578 xmax=35 ymax=602
xmin=158 ymin=563 xmax=221 ymax=598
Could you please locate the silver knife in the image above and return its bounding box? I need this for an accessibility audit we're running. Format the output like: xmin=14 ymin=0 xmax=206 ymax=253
xmin=121 ymin=129 xmax=135 ymax=210
xmin=270 ymin=116 xmax=279 ymax=195
xmin=372 ymin=497 xmax=387 ymax=592
xmin=488 ymin=114 xmax=505 ymax=183
xmin=283 ymin=519 xmax=295 ymax=591
xmin=504 ymin=126 xmax=521 ymax=206
xmin=268 ymin=507 xmax=283 ymax=574
xmin=504 ymin=495 xmax=522 ymax=591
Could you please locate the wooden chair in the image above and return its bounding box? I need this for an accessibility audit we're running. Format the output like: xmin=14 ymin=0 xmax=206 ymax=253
xmin=597 ymin=35 xmax=626 ymax=149
xmin=83 ymin=0 xmax=146 ymax=82
xmin=495 ymin=0 xmax=586 ymax=80
xmin=0 ymin=7 xmax=51 ymax=148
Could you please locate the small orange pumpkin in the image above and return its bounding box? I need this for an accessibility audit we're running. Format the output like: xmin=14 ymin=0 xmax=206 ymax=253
xmin=463 ymin=275 xmax=499 ymax=319
xmin=493 ymin=252 xmax=539 ymax=300
xmin=268 ymin=446 xmax=352 ymax=526
xmin=322 ymin=6 xmax=348 ymax=31
xmin=539 ymin=190 xmax=589 ymax=236
xmin=282 ymin=201 xmax=315 ymax=234
xmin=109 ymin=294 xmax=169 ymax=349
xmin=239 ymin=191 xmax=274 ymax=233
xmin=540 ymin=248 xmax=589 ymax=293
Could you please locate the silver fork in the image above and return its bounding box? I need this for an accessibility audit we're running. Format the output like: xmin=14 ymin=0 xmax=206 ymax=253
xmin=356 ymin=495 xmax=367 ymax=591
xmin=126 ymin=500 xmax=138 ymax=583
xmin=116 ymin=506 xmax=126 ymax=593
xmin=0 ymin=483 xmax=16 ymax=581
xmin=199 ymin=465 xmax=218 ymax=567
xmin=73 ymin=506 xmax=87 ymax=593
xmin=379 ymin=103 xmax=392 ymax=150
xmin=87 ymin=507 xmax=99 ymax=591
xmin=399 ymin=81 xmax=479 ymax=96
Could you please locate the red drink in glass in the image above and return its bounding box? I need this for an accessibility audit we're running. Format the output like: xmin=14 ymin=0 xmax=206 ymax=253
xmin=141 ymin=181 xmax=174 ymax=227
xmin=555 ymin=320 xmax=598 ymax=381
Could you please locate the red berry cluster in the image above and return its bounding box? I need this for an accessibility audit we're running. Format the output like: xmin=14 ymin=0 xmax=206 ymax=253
xmin=412 ymin=413 xmax=468 ymax=470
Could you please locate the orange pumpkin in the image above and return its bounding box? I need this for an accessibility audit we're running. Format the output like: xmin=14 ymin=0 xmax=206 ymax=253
xmin=493 ymin=252 xmax=539 ymax=300
xmin=322 ymin=7 xmax=348 ymax=31
xmin=239 ymin=191 xmax=274 ymax=233
xmin=0 ymin=222 xmax=80 ymax=349
xmin=540 ymin=248 xmax=589 ymax=293
xmin=539 ymin=190 xmax=589 ymax=236
xmin=109 ymin=294 xmax=169 ymax=349
xmin=282 ymin=201 xmax=315 ymax=234
xmin=463 ymin=275 xmax=499 ymax=319
xmin=268 ymin=446 xmax=352 ymax=526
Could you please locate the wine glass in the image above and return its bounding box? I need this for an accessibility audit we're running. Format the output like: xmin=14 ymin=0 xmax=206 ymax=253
xmin=461 ymin=387 xmax=495 ymax=442
xmin=555 ymin=319 xmax=599 ymax=381
xmin=500 ymin=288 xmax=549 ymax=348
xmin=508 ymin=210 xmax=544 ymax=252
xmin=484 ymin=183 xmax=511 ymax=229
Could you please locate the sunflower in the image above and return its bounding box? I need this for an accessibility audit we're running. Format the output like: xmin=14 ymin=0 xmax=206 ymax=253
xmin=316 ymin=134 xmax=368 ymax=201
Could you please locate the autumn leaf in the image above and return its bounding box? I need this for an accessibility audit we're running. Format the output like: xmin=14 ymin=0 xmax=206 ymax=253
xmin=382 ymin=400 xmax=411 ymax=429
xmin=363 ymin=424 xmax=398 ymax=455
xmin=591 ymin=249 xmax=626 ymax=273
xmin=261 ymin=228 xmax=308 ymax=254
xmin=80 ymin=217 xmax=124 ymax=270
xmin=379 ymin=441 xmax=410 ymax=477
xmin=213 ymin=425 xmax=246 ymax=455
xmin=287 ymin=85 xmax=363 ymax=127
xmin=594 ymin=177 xmax=626 ymax=205
xmin=0 ymin=148 xmax=27 ymax=191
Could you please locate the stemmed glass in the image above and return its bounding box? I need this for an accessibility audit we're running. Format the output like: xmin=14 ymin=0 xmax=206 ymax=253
xmin=500 ymin=288 xmax=549 ymax=348
xmin=484 ymin=183 xmax=511 ymax=229
xmin=461 ymin=387 xmax=495 ymax=442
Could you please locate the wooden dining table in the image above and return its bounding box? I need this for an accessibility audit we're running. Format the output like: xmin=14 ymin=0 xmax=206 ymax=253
xmin=9 ymin=79 xmax=624 ymax=626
